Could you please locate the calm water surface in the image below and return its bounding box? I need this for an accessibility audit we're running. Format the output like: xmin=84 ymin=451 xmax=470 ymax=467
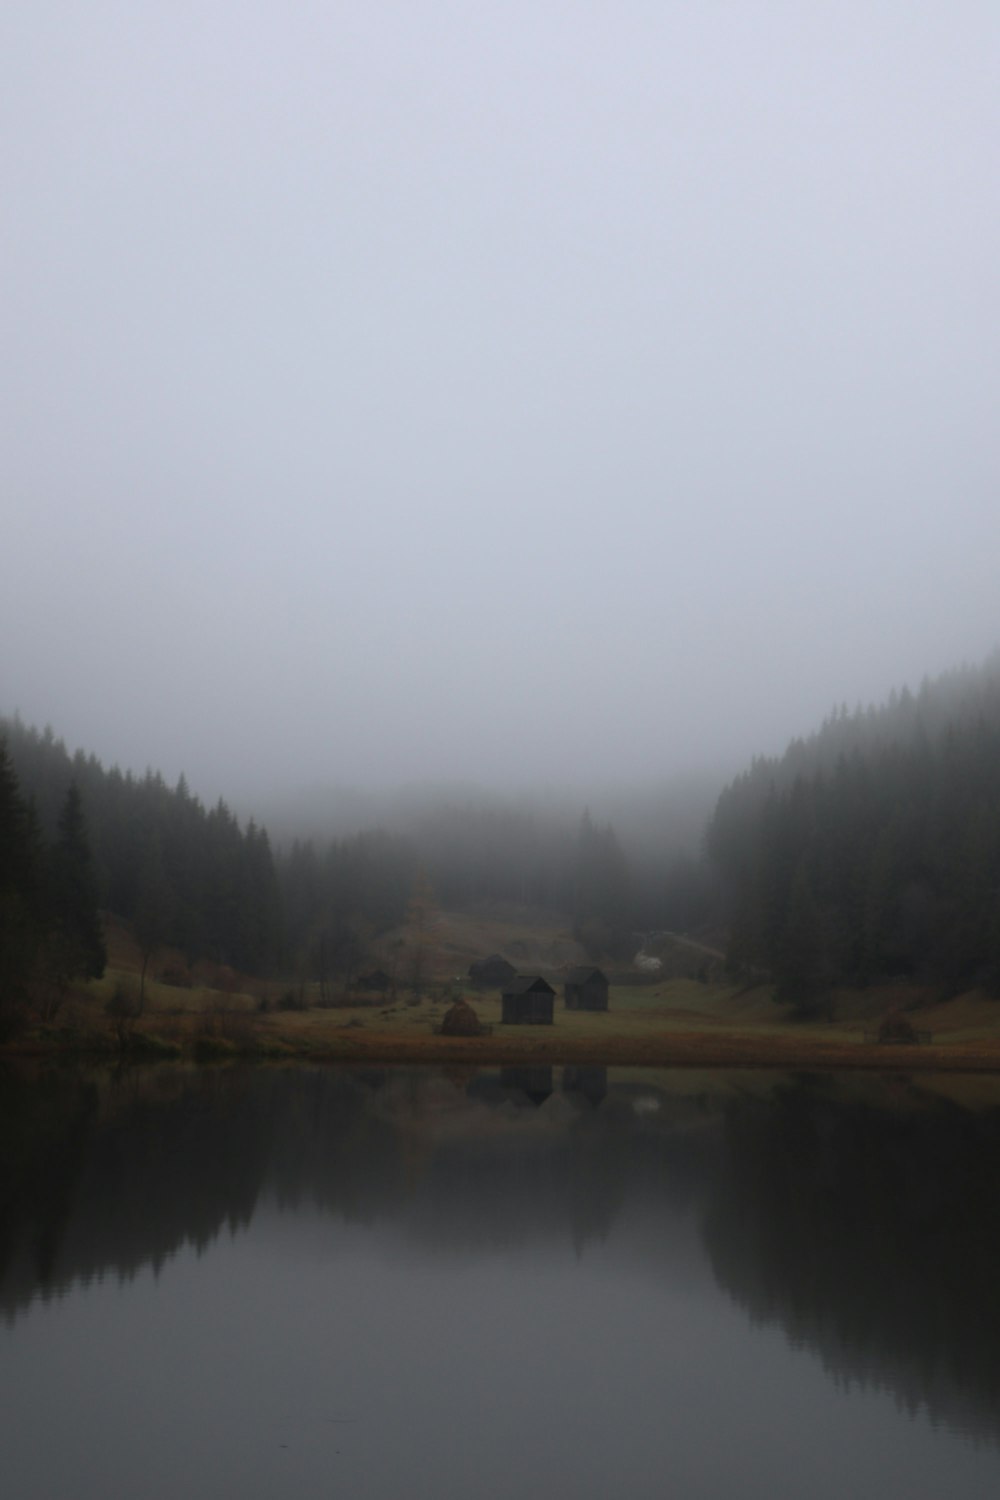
xmin=3 ymin=1063 xmax=1000 ymax=1499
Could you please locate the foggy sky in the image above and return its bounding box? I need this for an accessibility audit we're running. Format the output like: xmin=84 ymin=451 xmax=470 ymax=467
xmin=3 ymin=1 xmax=998 ymax=804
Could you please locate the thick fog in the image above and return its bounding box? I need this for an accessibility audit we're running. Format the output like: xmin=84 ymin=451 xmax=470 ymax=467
xmin=2 ymin=2 xmax=997 ymax=804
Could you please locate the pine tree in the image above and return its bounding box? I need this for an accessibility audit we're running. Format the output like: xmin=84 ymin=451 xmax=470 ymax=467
xmin=573 ymin=812 xmax=634 ymax=958
xmin=44 ymin=784 xmax=107 ymax=999
xmin=405 ymin=869 xmax=436 ymax=997
xmin=134 ymin=833 xmax=174 ymax=1011
xmin=0 ymin=740 xmax=44 ymax=1032
xmin=773 ymin=864 xmax=829 ymax=1013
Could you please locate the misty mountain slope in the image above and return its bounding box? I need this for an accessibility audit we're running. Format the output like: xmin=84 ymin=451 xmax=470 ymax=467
xmin=2 ymin=712 xmax=714 ymax=989
xmin=360 ymin=906 xmax=590 ymax=989
xmin=2 ymin=717 xmax=283 ymax=978
xmin=707 ymin=652 xmax=1000 ymax=1002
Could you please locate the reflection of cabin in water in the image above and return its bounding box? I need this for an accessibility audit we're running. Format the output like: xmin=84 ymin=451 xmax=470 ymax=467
xmin=500 ymin=1065 xmax=553 ymax=1104
xmin=562 ymin=1065 xmax=608 ymax=1106
xmin=501 ymin=975 xmax=556 ymax=1025
xmin=564 ymin=967 xmax=609 ymax=1012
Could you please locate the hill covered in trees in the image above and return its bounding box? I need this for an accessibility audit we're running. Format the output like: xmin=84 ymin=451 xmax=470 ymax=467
xmin=11 ymin=648 xmax=999 ymax=1024
xmin=1 ymin=743 xmax=106 ymax=1034
xmin=1 ymin=717 xmax=676 ymax=1003
xmin=706 ymin=652 xmax=1000 ymax=1005
xmin=2 ymin=719 xmax=283 ymax=983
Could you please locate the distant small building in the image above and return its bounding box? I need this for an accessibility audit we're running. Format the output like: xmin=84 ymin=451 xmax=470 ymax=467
xmin=358 ymin=969 xmax=391 ymax=993
xmin=864 ymin=1012 xmax=932 ymax=1045
xmin=501 ymin=974 xmax=556 ymax=1025
xmin=469 ymin=954 xmax=517 ymax=990
xmin=564 ymin=967 xmax=609 ymax=1012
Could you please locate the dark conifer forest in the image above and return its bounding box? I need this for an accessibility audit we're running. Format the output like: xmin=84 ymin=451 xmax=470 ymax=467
xmin=0 ymin=740 xmax=106 ymax=1029
xmin=1 ymin=719 xmax=283 ymax=983
xmin=4 ymin=649 xmax=1000 ymax=1010
xmin=706 ymin=652 xmax=1000 ymax=1003
xmin=0 ymin=717 xmax=648 ymax=993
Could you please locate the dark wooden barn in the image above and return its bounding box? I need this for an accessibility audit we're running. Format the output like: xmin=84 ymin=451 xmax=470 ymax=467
xmin=501 ymin=974 xmax=556 ymax=1025
xmin=358 ymin=969 xmax=391 ymax=993
xmin=468 ymin=953 xmax=517 ymax=990
xmin=563 ymin=966 xmax=609 ymax=1012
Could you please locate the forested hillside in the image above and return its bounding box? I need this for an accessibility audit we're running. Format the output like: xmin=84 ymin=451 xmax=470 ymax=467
xmin=276 ymin=805 xmax=639 ymax=984
xmin=3 ymin=719 xmax=282 ymax=978
xmin=707 ymin=653 xmax=1000 ymax=1003
xmin=7 ymin=652 xmax=1000 ymax=1015
xmin=2 ymin=718 xmax=653 ymax=991
xmin=1 ymin=741 xmax=106 ymax=1033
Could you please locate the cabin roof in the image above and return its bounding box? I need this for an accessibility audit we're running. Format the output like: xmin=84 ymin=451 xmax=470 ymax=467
xmin=565 ymin=966 xmax=607 ymax=984
xmin=469 ymin=953 xmax=516 ymax=973
xmin=504 ymin=974 xmax=556 ymax=995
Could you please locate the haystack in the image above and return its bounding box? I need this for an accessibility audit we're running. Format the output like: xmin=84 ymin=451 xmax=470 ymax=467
xmin=440 ymin=998 xmax=483 ymax=1037
xmin=877 ymin=1012 xmax=918 ymax=1044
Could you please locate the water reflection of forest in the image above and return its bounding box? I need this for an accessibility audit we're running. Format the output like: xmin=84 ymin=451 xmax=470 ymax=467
xmin=3 ymin=1063 xmax=1000 ymax=1442
xmin=703 ymin=1076 xmax=1000 ymax=1443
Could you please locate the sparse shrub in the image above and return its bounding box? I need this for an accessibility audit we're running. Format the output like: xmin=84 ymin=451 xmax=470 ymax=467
xmin=33 ymin=979 xmax=66 ymax=1026
xmin=276 ymin=987 xmax=306 ymax=1011
xmin=0 ymin=991 xmax=28 ymax=1044
xmin=204 ymin=964 xmax=240 ymax=994
xmin=196 ymin=996 xmax=257 ymax=1046
xmin=193 ymin=1033 xmax=232 ymax=1061
xmin=220 ymin=1011 xmax=255 ymax=1046
xmin=125 ymin=1031 xmax=181 ymax=1059
xmin=877 ymin=1012 xmax=918 ymax=1044
xmin=106 ymin=982 xmax=142 ymax=1048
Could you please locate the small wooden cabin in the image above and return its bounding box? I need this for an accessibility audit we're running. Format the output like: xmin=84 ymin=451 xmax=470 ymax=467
xmin=468 ymin=954 xmax=517 ymax=990
xmin=501 ymin=974 xmax=556 ymax=1025
xmin=358 ymin=969 xmax=391 ymax=993
xmin=564 ymin=966 xmax=609 ymax=1012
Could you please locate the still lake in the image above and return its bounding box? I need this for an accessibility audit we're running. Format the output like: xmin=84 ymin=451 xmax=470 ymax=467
xmin=3 ymin=1062 xmax=1000 ymax=1499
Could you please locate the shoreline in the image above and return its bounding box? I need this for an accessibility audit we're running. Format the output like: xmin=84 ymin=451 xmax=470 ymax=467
xmin=296 ymin=1032 xmax=1000 ymax=1072
xmin=8 ymin=1027 xmax=1000 ymax=1073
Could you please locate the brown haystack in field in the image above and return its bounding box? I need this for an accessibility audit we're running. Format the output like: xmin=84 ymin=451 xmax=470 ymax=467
xmin=878 ymin=1012 xmax=918 ymax=1044
xmin=440 ymin=999 xmax=483 ymax=1037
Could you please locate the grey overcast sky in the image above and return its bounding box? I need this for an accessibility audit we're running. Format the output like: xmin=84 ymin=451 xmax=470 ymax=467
xmin=2 ymin=1 xmax=998 ymax=802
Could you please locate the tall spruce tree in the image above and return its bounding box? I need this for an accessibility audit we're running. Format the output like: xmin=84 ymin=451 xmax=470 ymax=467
xmin=0 ymin=740 xmax=45 ymax=1031
xmin=573 ymin=811 xmax=634 ymax=959
xmin=45 ymin=784 xmax=107 ymax=993
xmin=134 ymin=832 xmax=174 ymax=1011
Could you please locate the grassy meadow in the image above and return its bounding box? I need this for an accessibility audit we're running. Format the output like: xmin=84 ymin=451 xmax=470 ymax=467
xmin=8 ymin=906 xmax=1000 ymax=1071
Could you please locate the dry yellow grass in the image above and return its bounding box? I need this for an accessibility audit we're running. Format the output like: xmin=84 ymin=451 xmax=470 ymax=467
xmin=11 ymin=907 xmax=1000 ymax=1072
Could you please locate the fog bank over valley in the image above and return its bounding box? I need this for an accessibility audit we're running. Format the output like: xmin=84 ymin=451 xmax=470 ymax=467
xmin=2 ymin=2 xmax=997 ymax=807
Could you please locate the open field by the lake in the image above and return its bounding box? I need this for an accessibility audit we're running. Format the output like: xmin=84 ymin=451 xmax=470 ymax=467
xmin=6 ymin=907 xmax=1000 ymax=1074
